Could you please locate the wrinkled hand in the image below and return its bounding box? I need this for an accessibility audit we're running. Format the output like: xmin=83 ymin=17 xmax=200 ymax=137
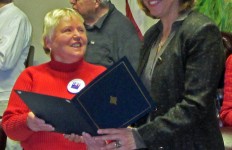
xmin=63 ymin=133 xmax=84 ymax=143
xmin=95 ymin=128 xmax=136 ymax=150
xmin=82 ymin=132 xmax=106 ymax=150
xmin=27 ymin=112 xmax=54 ymax=132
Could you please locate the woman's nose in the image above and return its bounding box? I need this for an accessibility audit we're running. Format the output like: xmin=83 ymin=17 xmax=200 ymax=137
xmin=73 ymin=34 xmax=81 ymax=41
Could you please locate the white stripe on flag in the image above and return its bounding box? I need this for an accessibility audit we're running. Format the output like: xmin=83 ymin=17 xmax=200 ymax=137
xmin=125 ymin=0 xmax=157 ymax=36
xmin=125 ymin=0 xmax=143 ymax=40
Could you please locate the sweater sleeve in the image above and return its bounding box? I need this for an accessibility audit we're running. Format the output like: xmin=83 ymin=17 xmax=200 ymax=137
xmin=2 ymin=69 xmax=35 ymax=141
xmin=220 ymin=55 xmax=232 ymax=126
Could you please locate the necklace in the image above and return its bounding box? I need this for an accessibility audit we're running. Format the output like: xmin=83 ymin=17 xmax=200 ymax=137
xmin=148 ymin=39 xmax=164 ymax=76
xmin=157 ymin=40 xmax=165 ymax=52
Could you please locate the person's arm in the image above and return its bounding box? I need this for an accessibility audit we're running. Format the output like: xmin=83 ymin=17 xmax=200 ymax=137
xmin=0 ymin=15 xmax=32 ymax=70
xmin=220 ymin=55 xmax=232 ymax=126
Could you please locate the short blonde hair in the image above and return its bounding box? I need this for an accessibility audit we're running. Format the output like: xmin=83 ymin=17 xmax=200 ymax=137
xmin=137 ymin=0 xmax=195 ymax=18
xmin=42 ymin=8 xmax=84 ymax=54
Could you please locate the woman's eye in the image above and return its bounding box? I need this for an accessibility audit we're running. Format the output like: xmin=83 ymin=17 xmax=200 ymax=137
xmin=78 ymin=28 xmax=85 ymax=32
xmin=64 ymin=28 xmax=72 ymax=32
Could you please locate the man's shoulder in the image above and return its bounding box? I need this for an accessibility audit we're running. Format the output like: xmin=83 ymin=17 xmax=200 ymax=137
xmin=6 ymin=4 xmax=30 ymax=21
xmin=110 ymin=9 xmax=131 ymax=24
xmin=103 ymin=9 xmax=137 ymax=35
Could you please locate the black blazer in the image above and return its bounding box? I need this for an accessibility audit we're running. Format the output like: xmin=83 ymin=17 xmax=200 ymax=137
xmin=137 ymin=10 xmax=225 ymax=150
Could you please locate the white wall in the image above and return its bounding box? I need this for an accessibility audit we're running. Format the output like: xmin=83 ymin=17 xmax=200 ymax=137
xmin=14 ymin=0 xmax=70 ymax=65
xmin=14 ymin=0 xmax=154 ymax=65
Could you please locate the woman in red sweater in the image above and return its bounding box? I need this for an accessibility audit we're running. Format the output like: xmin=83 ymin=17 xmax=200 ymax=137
xmin=1 ymin=8 xmax=105 ymax=150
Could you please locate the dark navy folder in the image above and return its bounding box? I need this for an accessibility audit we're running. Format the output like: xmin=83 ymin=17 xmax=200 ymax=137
xmin=15 ymin=57 xmax=156 ymax=136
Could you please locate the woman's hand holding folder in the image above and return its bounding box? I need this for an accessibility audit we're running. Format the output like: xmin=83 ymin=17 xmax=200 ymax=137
xmin=27 ymin=112 xmax=55 ymax=132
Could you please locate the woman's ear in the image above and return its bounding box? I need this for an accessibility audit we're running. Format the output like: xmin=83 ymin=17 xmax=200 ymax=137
xmin=44 ymin=37 xmax=51 ymax=50
xmin=43 ymin=37 xmax=52 ymax=54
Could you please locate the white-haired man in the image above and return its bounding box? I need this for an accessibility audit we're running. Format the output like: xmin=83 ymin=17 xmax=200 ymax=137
xmin=69 ymin=0 xmax=141 ymax=70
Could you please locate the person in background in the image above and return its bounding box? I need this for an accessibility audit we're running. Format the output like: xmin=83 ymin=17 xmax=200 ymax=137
xmin=220 ymin=55 xmax=232 ymax=126
xmin=69 ymin=0 xmax=141 ymax=70
xmin=0 ymin=0 xmax=32 ymax=149
xmin=1 ymin=8 xmax=105 ymax=150
xmin=66 ymin=0 xmax=226 ymax=149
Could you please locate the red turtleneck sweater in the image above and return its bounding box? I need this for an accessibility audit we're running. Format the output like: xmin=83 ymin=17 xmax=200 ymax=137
xmin=2 ymin=59 xmax=106 ymax=150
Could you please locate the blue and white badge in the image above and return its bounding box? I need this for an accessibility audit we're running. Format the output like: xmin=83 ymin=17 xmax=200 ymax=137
xmin=67 ymin=79 xmax=85 ymax=94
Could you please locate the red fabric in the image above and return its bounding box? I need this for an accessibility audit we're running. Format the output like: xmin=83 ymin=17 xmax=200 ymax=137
xmin=2 ymin=59 xmax=106 ymax=150
xmin=125 ymin=0 xmax=143 ymax=40
xmin=220 ymin=55 xmax=232 ymax=126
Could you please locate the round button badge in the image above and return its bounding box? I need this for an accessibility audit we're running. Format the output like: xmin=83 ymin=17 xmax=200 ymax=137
xmin=67 ymin=79 xmax=85 ymax=94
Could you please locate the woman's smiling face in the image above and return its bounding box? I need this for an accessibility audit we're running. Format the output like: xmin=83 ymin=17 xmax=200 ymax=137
xmin=142 ymin=0 xmax=179 ymax=19
xmin=46 ymin=15 xmax=87 ymax=64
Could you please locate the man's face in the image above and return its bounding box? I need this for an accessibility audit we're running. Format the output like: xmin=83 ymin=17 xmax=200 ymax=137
xmin=69 ymin=0 xmax=97 ymax=18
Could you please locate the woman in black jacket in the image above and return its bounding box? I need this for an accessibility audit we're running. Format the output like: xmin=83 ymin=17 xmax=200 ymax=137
xmin=69 ymin=0 xmax=225 ymax=149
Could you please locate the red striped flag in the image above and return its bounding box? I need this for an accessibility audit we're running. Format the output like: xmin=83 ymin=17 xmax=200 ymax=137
xmin=125 ymin=0 xmax=143 ymax=40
